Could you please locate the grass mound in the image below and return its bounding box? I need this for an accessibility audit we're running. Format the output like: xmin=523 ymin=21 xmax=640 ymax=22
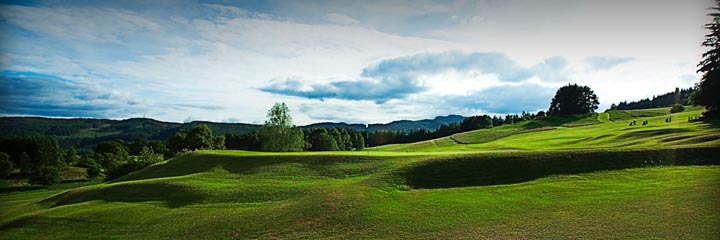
xmin=1 ymin=149 xmax=719 ymax=239
xmin=42 ymin=182 xmax=205 ymax=208
xmin=114 ymin=152 xmax=393 ymax=183
xmin=400 ymin=147 xmax=720 ymax=189
xmin=36 ymin=152 xmax=399 ymax=210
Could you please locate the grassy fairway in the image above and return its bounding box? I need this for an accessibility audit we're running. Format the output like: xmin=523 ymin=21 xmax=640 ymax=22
xmin=372 ymin=107 xmax=719 ymax=152
xmin=0 ymin=150 xmax=718 ymax=239
xmin=0 ymin=107 xmax=718 ymax=239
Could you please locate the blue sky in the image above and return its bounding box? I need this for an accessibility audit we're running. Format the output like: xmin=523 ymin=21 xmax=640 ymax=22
xmin=0 ymin=0 xmax=712 ymax=124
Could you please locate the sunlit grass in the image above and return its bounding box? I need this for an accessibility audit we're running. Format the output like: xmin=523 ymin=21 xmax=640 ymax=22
xmin=1 ymin=106 xmax=718 ymax=239
xmin=372 ymin=107 xmax=719 ymax=152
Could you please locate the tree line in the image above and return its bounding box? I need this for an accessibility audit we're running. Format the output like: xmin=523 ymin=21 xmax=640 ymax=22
xmin=609 ymin=88 xmax=695 ymax=111
xmin=0 ymin=83 xmax=606 ymax=183
xmin=252 ymin=102 xmax=562 ymax=152
xmin=0 ymin=124 xmax=227 ymax=185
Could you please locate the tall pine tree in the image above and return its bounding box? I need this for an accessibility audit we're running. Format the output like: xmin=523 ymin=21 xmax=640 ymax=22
xmin=694 ymin=0 xmax=720 ymax=117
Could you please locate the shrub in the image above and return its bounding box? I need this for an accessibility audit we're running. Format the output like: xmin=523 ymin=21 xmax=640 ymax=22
xmin=670 ymin=104 xmax=685 ymax=113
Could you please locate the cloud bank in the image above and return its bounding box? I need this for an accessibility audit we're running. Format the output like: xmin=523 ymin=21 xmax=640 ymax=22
xmin=0 ymin=0 xmax=705 ymax=124
xmin=261 ymin=51 xmax=571 ymax=103
xmin=585 ymin=56 xmax=634 ymax=71
xmin=0 ymin=71 xmax=142 ymax=118
xmin=260 ymin=77 xmax=426 ymax=104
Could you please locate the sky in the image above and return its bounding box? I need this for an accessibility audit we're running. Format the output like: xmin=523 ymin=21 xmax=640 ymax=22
xmin=0 ymin=0 xmax=714 ymax=125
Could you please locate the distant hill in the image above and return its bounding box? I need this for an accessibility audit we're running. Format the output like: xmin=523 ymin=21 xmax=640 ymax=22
xmin=0 ymin=117 xmax=258 ymax=150
xmin=0 ymin=115 xmax=465 ymax=149
xmin=304 ymin=115 xmax=465 ymax=132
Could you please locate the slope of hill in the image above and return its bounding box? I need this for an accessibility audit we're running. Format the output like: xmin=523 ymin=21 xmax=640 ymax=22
xmin=1 ymin=147 xmax=718 ymax=239
xmin=372 ymin=107 xmax=719 ymax=152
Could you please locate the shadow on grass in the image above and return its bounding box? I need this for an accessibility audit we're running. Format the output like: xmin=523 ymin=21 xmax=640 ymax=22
xmin=524 ymin=113 xmax=600 ymax=129
xmin=0 ymin=178 xmax=94 ymax=194
xmin=0 ymin=213 xmax=133 ymax=232
xmin=697 ymin=119 xmax=720 ymax=129
xmin=0 ymin=186 xmax=47 ymax=194
xmin=402 ymin=147 xmax=720 ymax=189
xmin=672 ymin=133 xmax=720 ymax=145
xmin=618 ymin=128 xmax=693 ymax=139
xmin=43 ymin=182 xmax=204 ymax=208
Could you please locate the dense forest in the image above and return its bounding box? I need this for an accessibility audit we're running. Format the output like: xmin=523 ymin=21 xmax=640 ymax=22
xmin=609 ymin=88 xmax=695 ymax=111
xmin=0 ymin=115 xmax=465 ymax=151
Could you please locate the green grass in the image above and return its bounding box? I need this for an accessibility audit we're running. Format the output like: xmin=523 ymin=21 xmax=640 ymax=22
xmin=606 ymin=106 xmax=705 ymax=121
xmin=0 ymin=151 xmax=718 ymax=239
xmin=372 ymin=107 xmax=720 ymax=152
xmin=0 ymin=106 xmax=718 ymax=239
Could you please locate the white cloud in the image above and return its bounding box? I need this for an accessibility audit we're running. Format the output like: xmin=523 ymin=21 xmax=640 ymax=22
xmin=585 ymin=56 xmax=634 ymax=71
xmin=0 ymin=1 xmax=711 ymax=125
xmin=0 ymin=5 xmax=160 ymax=43
xmin=325 ymin=13 xmax=359 ymax=25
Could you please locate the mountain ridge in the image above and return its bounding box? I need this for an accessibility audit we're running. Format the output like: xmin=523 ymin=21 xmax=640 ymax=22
xmin=0 ymin=114 xmax=465 ymax=149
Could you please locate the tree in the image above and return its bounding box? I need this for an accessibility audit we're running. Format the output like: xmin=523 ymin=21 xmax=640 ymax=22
xmin=309 ymin=129 xmax=339 ymax=151
xmin=548 ymin=84 xmax=599 ymax=115
xmin=329 ymin=128 xmax=342 ymax=146
xmin=0 ymin=136 xmax=69 ymax=183
xmin=259 ymin=103 xmax=305 ymax=152
xmin=137 ymin=146 xmax=163 ymax=165
xmin=168 ymin=129 xmax=188 ymax=153
xmin=213 ymin=135 xmax=226 ymax=150
xmin=339 ymin=129 xmax=353 ymax=151
xmin=0 ymin=152 xmax=12 ymax=178
xmin=167 ymin=125 xmax=225 ymax=154
xmin=352 ymin=132 xmax=365 ymax=150
xmin=27 ymin=137 xmax=66 ymax=185
xmin=129 ymin=138 xmax=149 ymax=155
xmin=535 ymin=111 xmax=547 ymax=120
xmin=187 ymin=124 xmax=214 ymax=150
xmin=266 ymin=102 xmax=293 ymax=127
xmin=94 ymin=140 xmax=129 ymax=170
xmin=225 ymin=133 xmax=261 ymax=151
xmin=77 ymin=154 xmax=101 ymax=178
xmin=30 ymin=166 xmax=62 ymax=185
xmin=106 ymin=146 xmax=164 ymax=180
xmin=65 ymin=147 xmax=79 ymax=166
xmin=18 ymin=152 xmax=31 ymax=174
xmin=461 ymin=115 xmax=493 ymax=131
xmin=147 ymin=140 xmax=171 ymax=159
xmin=693 ymin=0 xmax=720 ymax=117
